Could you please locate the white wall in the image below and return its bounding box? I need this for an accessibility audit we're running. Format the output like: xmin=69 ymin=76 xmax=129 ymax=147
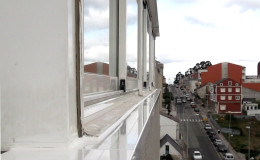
xmin=0 ymin=0 xmax=78 ymax=150
xmin=160 ymin=115 xmax=178 ymax=140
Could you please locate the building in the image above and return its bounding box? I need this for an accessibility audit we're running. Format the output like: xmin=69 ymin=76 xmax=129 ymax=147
xmin=84 ymin=62 xmax=109 ymax=75
xmin=0 ymin=0 xmax=161 ymax=159
xmin=258 ymin=62 xmax=260 ymax=78
xmin=209 ymin=78 xmax=242 ymax=114
xmin=160 ymin=115 xmax=181 ymax=159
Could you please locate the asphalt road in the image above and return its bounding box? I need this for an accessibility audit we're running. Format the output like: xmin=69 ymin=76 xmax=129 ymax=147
xmin=170 ymin=85 xmax=221 ymax=160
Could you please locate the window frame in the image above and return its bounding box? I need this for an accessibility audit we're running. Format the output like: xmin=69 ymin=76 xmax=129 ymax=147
xmin=220 ymin=88 xmax=226 ymax=93
xmin=235 ymin=96 xmax=240 ymax=100
xmin=220 ymin=96 xmax=226 ymax=100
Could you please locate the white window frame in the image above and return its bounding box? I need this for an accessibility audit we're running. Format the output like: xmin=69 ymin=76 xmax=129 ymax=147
xmin=220 ymin=83 xmax=223 ymax=86
xmin=220 ymin=88 xmax=226 ymax=92
xmin=235 ymin=88 xmax=240 ymax=92
xmin=228 ymin=96 xmax=232 ymax=100
xmin=235 ymin=96 xmax=240 ymax=100
xmin=220 ymin=96 xmax=226 ymax=100
xmin=220 ymin=105 xmax=226 ymax=110
xmin=228 ymin=88 xmax=232 ymax=92
xmin=228 ymin=81 xmax=232 ymax=86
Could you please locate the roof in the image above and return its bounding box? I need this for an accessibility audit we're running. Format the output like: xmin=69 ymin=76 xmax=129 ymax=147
xmin=242 ymin=98 xmax=256 ymax=103
xmin=242 ymin=83 xmax=260 ymax=92
xmin=160 ymin=134 xmax=181 ymax=154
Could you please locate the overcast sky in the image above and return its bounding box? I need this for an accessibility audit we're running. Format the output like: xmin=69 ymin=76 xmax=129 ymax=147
xmin=156 ymin=0 xmax=260 ymax=83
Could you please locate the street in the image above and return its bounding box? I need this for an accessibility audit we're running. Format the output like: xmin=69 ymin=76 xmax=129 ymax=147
xmin=170 ymin=85 xmax=221 ymax=160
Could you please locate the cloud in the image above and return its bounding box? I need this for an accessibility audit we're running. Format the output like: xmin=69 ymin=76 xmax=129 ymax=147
xmin=185 ymin=16 xmax=216 ymax=28
xmin=226 ymin=0 xmax=260 ymax=11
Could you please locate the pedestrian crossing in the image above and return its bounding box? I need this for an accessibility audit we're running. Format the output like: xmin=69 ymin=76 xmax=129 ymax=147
xmin=180 ymin=119 xmax=202 ymax=122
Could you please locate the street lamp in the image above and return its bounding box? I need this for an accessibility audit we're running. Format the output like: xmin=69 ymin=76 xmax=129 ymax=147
xmin=186 ymin=113 xmax=200 ymax=160
xmin=228 ymin=111 xmax=231 ymax=147
xmin=246 ymin=126 xmax=251 ymax=160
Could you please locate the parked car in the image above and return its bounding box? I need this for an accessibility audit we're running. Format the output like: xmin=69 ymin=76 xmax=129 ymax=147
xmin=206 ymin=129 xmax=214 ymax=135
xmin=223 ymin=153 xmax=234 ymax=160
xmin=193 ymin=151 xmax=202 ymax=160
xmin=217 ymin=144 xmax=227 ymax=153
xmin=194 ymin=107 xmax=200 ymax=112
xmin=204 ymin=123 xmax=212 ymax=130
xmin=182 ymin=99 xmax=187 ymax=103
xmin=210 ymin=135 xmax=219 ymax=142
xmin=214 ymin=139 xmax=222 ymax=146
xmin=187 ymin=97 xmax=191 ymax=101
xmin=176 ymin=98 xmax=182 ymax=104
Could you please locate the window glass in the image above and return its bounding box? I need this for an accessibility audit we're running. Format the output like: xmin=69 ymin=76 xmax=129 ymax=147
xmin=126 ymin=0 xmax=138 ymax=78
xmin=228 ymin=96 xmax=232 ymax=100
xmin=228 ymin=81 xmax=232 ymax=86
xmin=220 ymin=105 xmax=226 ymax=110
xmin=84 ymin=0 xmax=110 ymax=75
xmin=228 ymin=88 xmax=232 ymax=92
xmin=220 ymin=88 xmax=226 ymax=92
xmin=235 ymin=88 xmax=240 ymax=92
xmin=221 ymin=96 xmax=226 ymax=100
xmin=235 ymin=96 xmax=240 ymax=100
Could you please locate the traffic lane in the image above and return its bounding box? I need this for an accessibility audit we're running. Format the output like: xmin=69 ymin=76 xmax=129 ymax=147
xmin=188 ymin=119 xmax=221 ymax=160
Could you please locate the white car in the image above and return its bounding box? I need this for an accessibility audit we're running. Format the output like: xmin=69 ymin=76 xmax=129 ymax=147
xmin=223 ymin=153 xmax=234 ymax=160
xmin=204 ymin=123 xmax=212 ymax=130
xmin=214 ymin=139 xmax=222 ymax=146
xmin=193 ymin=151 xmax=202 ymax=160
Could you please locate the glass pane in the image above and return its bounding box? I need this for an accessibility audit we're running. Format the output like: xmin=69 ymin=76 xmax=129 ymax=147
xmin=126 ymin=0 xmax=138 ymax=78
xmin=84 ymin=0 xmax=109 ymax=75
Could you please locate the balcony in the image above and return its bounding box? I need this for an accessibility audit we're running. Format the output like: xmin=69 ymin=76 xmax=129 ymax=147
xmin=2 ymin=89 xmax=160 ymax=160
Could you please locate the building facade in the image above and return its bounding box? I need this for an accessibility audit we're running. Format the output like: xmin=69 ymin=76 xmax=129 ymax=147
xmin=1 ymin=0 xmax=161 ymax=159
xmin=209 ymin=78 xmax=242 ymax=114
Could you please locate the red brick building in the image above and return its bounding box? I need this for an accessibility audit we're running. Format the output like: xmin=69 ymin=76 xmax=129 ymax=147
xmin=201 ymin=62 xmax=243 ymax=86
xmin=84 ymin=62 xmax=109 ymax=75
xmin=209 ymin=78 xmax=242 ymax=114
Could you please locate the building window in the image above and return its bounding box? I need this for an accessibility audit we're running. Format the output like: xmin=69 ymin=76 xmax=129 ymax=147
xmin=220 ymin=96 xmax=226 ymax=100
xmin=220 ymin=83 xmax=223 ymax=86
xmin=247 ymin=106 xmax=249 ymax=110
xmin=228 ymin=96 xmax=232 ymax=100
xmin=235 ymin=96 xmax=240 ymax=100
xmin=235 ymin=83 xmax=239 ymax=86
xmin=165 ymin=145 xmax=169 ymax=154
xmin=220 ymin=88 xmax=226 ymax=92
xmin=228 ymin=88 xmax=232 ymax=92
xmin=220 ymin=105 xmax=226 ymax=110
xmin=235 ymin=88 xmax=240 ymax=92
xmin=228 ymin=81 xmax=232 ymax=86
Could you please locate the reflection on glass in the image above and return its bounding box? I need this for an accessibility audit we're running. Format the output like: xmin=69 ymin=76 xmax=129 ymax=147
xmin=84 ymin=0 xmax=109 ymax=75
xmin=126 ymin=0 xmax=138 ymax=78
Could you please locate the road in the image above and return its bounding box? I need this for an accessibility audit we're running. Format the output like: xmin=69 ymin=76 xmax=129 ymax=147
xmin=170 ymin=85 xmax=221 ymax=160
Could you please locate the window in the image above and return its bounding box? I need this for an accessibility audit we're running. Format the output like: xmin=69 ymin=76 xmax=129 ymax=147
xmin=220 ymin=83 xmax=223 ymax=86
xmin=235 ymin=83 xmax=239 ymax=86
xmin=220 ymin=88 xmax=226 ymax=92
xmin=220 ymin=105 xmax=226 ymax=110
xmin=165 ymin=145 xmax=169 ymax=154
xmin=247 ymin=106 xmax=249 ymax=110
xmin=235 ymin=88 xmax=240 ymax=92
xmin=228 ymin=81 xmax=232 ymax=86
xmin=84 ymin=0 xmax=110 ymax=75
xmin=220 ymin=96 xmax=226 ymax=100
xmin=235 ymin=96 xmax=240 ymax=100
xmin=228 ymin=96 xmax=232 ymax=100
xmin=126 ymin=0 xmax=138 ymax=78
xmin=228 ymin=88 xmax=232 ymax=92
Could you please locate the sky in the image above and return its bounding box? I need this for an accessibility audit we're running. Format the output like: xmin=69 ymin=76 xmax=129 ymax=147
xmin=156 ymin=0 xmax=260 ymax=83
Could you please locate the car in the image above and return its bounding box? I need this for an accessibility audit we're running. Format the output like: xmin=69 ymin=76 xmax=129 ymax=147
xmin=206 ymin=129 xmax=214 ymax=135
xmin=210 ymin=135 xmax=219 ymax=142
xmin=223 ymin=153 xmax=234 ymax=160
xmin=214 ymin=139 xmax=222 ymax=146
xmin=191 ymin=102 xmax=197 ymax=108
xmin=194 ymin=107 xmax=200 ymax=112
xmin=193 ymin=151 xmax=202 ymax=160
xmin=217 ymin=144 xmax=228 ymax=153
xmin=204 ymin=123 xmax=212 ymax=130
xmin=187 ymin=97 xmax=191 ymax=101
xmin=182 ymin=99 xmax=187 ymax=103
xmin=176 ymin=98 xmax=182 ymax=104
